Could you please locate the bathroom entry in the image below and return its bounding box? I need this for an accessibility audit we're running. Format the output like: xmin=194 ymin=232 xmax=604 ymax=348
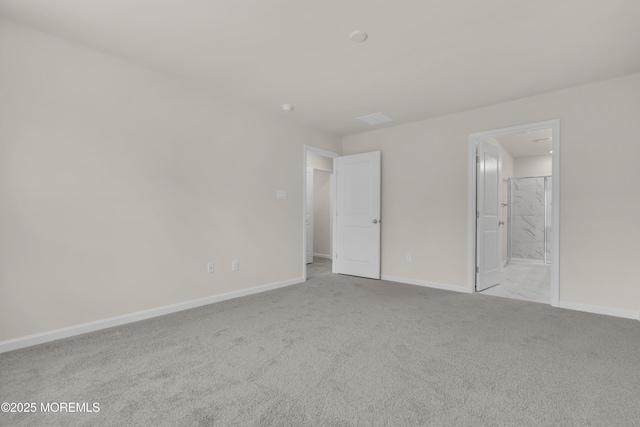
xmin=469 ymin=120 xmax=559 ymax=305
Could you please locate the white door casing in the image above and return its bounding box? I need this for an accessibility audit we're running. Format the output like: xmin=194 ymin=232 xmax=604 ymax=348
xmin=502 ymin=177 xmax=510 ymax=265
xmin=334 ymin=151 xmax=381 ymax=279
xmin=467 ymin=120 xmax=559 ymax=306
xmin=476 ymin=141 xmax=501 ymax=291
xmin=305 ymin=167 xmax=314 ymax=264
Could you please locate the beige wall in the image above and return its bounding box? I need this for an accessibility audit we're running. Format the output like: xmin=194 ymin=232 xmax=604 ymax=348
xmin=307 ymin=152 xmax=334 ymax=170
xmin=0 ymin=19 xmax=341 ymax=342
xmin=514 ymin=154 xmax=552 ymax=177
xmin=307 ymin=152 xmax=333 ymax=257
xmin=343 ymin=72 xmax=640 ymax=312
xmin=313 ymin=170 xmax=331 ymax=256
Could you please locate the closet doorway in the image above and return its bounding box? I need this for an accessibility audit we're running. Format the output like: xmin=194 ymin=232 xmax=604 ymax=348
xmin=303 ymin=146 xmax=338 ymax=280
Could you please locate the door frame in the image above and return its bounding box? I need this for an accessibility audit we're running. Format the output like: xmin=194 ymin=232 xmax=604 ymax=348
xmin=305 ymin=167 xmax=314 ymax=264
xmin=303 ymin=145 xmax=340 ymax=281
xmin=467 ymin=119 xmax=560 ymax=307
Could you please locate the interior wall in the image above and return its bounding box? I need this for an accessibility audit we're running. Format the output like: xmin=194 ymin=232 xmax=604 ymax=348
xmin=515 ymin=154 xmax=552 ymax=177
xmin=0 ymin=19 xmax=341 ymax=342
xmin=312 ymin=170 xmax=331 ymax=257
xmin=342 ymin=72 xmax=640 ymax=313
xmin=307 ymin=152 xmax=334 ymax=170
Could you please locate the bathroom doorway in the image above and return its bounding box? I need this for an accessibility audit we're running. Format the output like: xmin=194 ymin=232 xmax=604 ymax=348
xmin=468 ymin=120 xmax=560 ymax=306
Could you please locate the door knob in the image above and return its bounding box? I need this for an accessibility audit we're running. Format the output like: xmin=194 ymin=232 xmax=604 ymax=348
xmin=373 ymin=219 xmax=378 ymax=224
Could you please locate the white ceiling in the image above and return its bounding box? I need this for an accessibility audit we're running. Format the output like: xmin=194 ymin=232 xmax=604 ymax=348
xmin=1 ymin=0 xmax=639 ymax=136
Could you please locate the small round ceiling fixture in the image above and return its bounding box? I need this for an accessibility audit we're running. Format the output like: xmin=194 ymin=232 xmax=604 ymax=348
xmin=349 ymin=31 xmax=368 ymax=43
xmin=282 ymin=104 xmax=294 ymax=112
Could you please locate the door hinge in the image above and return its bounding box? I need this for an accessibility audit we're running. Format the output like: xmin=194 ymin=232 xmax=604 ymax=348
xmin=476 ymin=155 xmax=480 ymax=163
xmin=476 ymin=266 xmax=479 ymax=273
xmin=476 ymin=211 xmax=479 ymax=219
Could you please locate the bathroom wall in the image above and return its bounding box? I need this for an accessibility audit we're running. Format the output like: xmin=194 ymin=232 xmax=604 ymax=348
xmin=510 ymin=177 xmax=546 ymax=261
xmin=514 ymin=154 xmax=552 ymax=177
xmin=512 ymin=154 xmax=552 ymax=263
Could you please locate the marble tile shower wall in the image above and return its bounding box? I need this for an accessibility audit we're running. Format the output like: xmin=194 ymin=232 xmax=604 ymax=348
xmin=511 ymin=177 xmax=547 ymax=261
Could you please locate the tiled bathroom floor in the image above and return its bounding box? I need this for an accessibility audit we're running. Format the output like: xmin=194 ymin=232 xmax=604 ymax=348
xmin=480 ymin=259 xmax=550 ymax=304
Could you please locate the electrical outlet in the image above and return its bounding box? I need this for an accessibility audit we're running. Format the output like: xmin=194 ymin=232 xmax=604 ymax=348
xmin=207 ymin=262 xmax=214 ymax=274
xmin=232 ymin=260 xmax=239 ymax=271
xmin=405 ymin=252 xmax=412 ymax=262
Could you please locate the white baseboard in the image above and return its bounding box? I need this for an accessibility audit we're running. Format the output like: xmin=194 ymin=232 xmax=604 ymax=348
xmin=381 ymin=275 xmax=471 ymax=294
xmin=312 ymin=253 xmax=331 ymax=259
xmin=0 ymin=277 xmax=304 ymax=354
xmin=557 ymin=301 xmax=640 ymax=321
xmin=383 ymin=276 xmax=637 ymax=320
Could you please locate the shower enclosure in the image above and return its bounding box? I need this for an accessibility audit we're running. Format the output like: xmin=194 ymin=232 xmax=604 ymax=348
xmin=508 ymin=176 xmax=552 ymax=264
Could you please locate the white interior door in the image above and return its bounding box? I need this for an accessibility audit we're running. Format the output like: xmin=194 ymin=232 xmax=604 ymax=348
xmin=476 ymin=141 xmax=501 ymax=291
xmin=334 ymin=151 xmax=381 ymax=279
xmin=306 ymin=167 xmax=314 ymax=264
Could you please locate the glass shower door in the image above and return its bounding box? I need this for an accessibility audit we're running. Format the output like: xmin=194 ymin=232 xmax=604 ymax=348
xmin=544 ymin=176 xmax=552 ymax=264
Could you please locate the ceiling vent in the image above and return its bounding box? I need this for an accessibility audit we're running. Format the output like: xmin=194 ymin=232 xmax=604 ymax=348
xmin=533 ymin=137 xmax=552 ymax=143
xmin=357 ymin=112 xmax=393 ymax=126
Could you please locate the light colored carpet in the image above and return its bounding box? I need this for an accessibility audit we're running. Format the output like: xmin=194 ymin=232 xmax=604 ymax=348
xmin=1 ymin=258 xmax=639 ymax=426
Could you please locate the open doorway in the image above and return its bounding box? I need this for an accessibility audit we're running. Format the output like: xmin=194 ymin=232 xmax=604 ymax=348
xmin=468 ymin=120 xmax=560 ymax=307
xmin=303 ymin=146 xmax=339 ymax=281
xmin=303 ymin=146 xmax=382 ymax=282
